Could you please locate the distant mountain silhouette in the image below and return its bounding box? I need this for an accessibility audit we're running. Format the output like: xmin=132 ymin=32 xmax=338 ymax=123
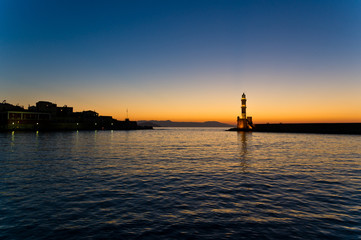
xmin=137 ymin=121 xmax=162 ymax=127
xmin=138 ymin=120 xmax=234 ymax=127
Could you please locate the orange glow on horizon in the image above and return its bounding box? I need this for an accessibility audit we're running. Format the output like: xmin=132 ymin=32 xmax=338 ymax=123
xmin=5 ymin=96 xmax=360 ymax=126
xmin=5 ymin=71 xmax=361 ymax=125
xmin=6 ymin=97 xmax=360 ymax=126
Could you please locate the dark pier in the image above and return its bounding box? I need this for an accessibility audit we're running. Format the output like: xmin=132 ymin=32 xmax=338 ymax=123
xmin=229 ymin=123 xmax=361 ymax=135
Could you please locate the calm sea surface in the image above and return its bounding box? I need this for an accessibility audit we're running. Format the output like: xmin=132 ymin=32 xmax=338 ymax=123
xmin=1 ymin=128 xmax=361 ymax=239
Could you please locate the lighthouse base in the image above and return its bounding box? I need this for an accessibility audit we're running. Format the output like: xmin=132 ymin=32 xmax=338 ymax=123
xmin=227 ymin=127 xmax=252 ymax=132
xmin=236 ymin=116 xmax=253 ymax=130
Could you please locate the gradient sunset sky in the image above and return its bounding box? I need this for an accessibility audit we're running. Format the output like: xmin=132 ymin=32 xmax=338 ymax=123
xmin=1 ymin=0 xmax=360 ymax=124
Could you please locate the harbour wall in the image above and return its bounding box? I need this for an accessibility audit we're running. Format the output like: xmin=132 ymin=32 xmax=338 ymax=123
xmin=253 ymin=123 xmax=361 ymax=135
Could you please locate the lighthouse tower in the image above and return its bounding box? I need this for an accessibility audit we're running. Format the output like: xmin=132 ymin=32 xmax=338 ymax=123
xmin=241 ymin=93 xmax=247 ymax=119
xmin=237 ymin=93 xmax=253 ymax=130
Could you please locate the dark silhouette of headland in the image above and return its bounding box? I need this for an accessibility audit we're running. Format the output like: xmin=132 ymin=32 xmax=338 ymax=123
xmin=0 ymin=100 xmax=152 ymax=131
xmin=228 ymin=94 xmax=361 ymax=135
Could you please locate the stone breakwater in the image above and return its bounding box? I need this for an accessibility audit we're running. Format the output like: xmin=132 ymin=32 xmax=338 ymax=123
xmin=228 ymin=123 xmax=361 ymax=135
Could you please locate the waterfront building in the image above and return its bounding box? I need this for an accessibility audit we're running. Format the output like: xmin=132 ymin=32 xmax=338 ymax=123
xmin=0 ymin=110 xmax=51 ymax=131
xmin=0 ymin=101 xmax=151 ymax=131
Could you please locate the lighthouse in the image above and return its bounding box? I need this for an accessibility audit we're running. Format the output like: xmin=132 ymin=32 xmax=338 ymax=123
xmin=241 ymin=93 xmax=247 ymax=119
xmin=237 ymin=93 xmax=253 ymax=130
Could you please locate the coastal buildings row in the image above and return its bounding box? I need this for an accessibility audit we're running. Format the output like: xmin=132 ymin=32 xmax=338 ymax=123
xmin=0 ymin=101 xmax=151 ymax=131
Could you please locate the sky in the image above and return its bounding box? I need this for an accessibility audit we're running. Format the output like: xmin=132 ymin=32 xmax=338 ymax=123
xmin=1 ymin=0 xmax=361 ymax=124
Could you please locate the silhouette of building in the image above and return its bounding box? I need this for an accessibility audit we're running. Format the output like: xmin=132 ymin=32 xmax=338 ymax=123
xmin=0 ymin=100 xmax=151 ymax=131
xmin=237 ymin=93 xmax=253 ymax=130
xmin=56 ymin=105 xmax=73 ymax=117
xmin=0 ymin=101 xmax=24 ymax=112
xmin=30 ymin=101 xmax=58 ymax=116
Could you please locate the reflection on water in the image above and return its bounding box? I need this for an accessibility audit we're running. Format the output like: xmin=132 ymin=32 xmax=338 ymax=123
xmin=237 ymin=131 xmax=250 ymax=173
xmin=1 ymin=129 xmax=361 ymax=240
xmin=10 ymin=131 xmax=15 ymax=151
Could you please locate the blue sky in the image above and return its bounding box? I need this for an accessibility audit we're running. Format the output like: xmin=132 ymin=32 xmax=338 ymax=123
xmin=1 ymin=0 xmax=361 ymax=122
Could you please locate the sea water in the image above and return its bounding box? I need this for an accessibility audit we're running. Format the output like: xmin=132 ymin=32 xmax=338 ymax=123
xmin=1 ymin=128 xmax=361 ymax=239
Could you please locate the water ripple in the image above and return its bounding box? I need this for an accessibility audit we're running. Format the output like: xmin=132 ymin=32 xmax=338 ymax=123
xmin=1 ymin=129 xmax=361 ymax=239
